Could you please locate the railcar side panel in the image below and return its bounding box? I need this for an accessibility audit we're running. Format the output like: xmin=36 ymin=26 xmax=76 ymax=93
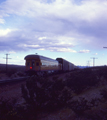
xmin=69 ymin=63 xmax=74 ymax=70
xmin=56 ymin=58 xmax=75 ymax=71
xmin=25 ymin=55 xmax=76 ymax=75
xmin=25 ymin=55 xmax=61 ymax=74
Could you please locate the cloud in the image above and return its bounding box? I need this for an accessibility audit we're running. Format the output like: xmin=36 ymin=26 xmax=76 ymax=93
xmin=0 ymin=0 xmax=107 ymax=53
xmin=0 ymin=18 xmax=5 ymax=24
xmin=93 ymin=53 xmax=98 ymax=55
xmin=38 ymin=36 xmax=47 ymax=40
xmin=78 ymin=49 xmax=90 ymax=53
xmin=0 ymin=28 xmax=12 ymax=36
xmin=1 ymin=0 xmax=107 ymax=21
xmin=8 ymin=51 xmax=16 ymax=53
xmin=50 ymin=48 xmax=77 ymax=53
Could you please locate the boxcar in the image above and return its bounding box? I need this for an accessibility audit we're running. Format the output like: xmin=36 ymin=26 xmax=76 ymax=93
xmin=56 ymin=58 xmax=74 ymax=71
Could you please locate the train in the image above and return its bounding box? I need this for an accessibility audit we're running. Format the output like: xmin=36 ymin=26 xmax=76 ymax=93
xmin=24 ymin=54 xmax=77 ymax=75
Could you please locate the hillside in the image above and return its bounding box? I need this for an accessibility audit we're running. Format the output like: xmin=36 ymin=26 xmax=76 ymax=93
xmin=0 ymin=64 xmax=26 ymax=80
xmin=1 ymin=66 xmax=107 ymax=120
xmin=0 ymin=64 xmax=25 ymax=72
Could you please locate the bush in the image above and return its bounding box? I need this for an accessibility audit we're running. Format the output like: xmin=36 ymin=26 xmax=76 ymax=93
xmin=7 ymin=68 xmax=18 ymax=77
xmin=0 ymin=99 xmax=20 ymax=120
xmin=0 ymin=98 xmax=38 ymax=120
xmin=21 ymin=76 xmax=72 ymax=111
xmin=69 ymin=97 xmax=90 ymax=116
xmin=68 ymin=97 xmax=101 ymax=117
xmin=100 ymin=88 xmax=107 ymax=99
xmin=66 ymin=69 xmax=99 ymax=94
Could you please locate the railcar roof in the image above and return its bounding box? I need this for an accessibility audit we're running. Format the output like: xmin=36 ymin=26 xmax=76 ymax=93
xmin=56 ymin=58 xmax=74 ymax=65
xmin=56 ymin=58 xmax=68 ymax=62
xmin=24 ymin=54 xmax=58 ymax=62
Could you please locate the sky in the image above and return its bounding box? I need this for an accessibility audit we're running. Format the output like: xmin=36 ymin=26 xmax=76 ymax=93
xmin=0 ymin=0 xmax=107 ymax=66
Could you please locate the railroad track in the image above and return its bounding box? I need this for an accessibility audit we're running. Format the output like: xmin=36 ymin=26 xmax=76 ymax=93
xmin=0 ymin=76 xmax=30 ymax=85
xmin=0 ymin=70 xmax=78 ymax=85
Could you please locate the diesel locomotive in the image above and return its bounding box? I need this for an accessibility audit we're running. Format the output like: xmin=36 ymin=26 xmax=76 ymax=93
xmin=24 ymin=54 xmax=76 ymax=75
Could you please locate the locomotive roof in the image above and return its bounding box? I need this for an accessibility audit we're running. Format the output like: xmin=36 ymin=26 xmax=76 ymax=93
xmin=24 ymin=54 xmax=58 ymax=62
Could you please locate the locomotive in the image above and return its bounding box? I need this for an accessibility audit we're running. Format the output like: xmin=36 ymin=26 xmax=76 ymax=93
xmin=24 ymin=54 xmax=76 ymax=75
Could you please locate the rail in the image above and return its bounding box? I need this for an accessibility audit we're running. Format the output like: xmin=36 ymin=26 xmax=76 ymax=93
xmin=0 ymin=76 xmax=30 ymax=84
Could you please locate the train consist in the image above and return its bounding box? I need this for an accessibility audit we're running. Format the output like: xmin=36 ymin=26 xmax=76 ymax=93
xmin=24 ymin=54 xmax=76 ymax=75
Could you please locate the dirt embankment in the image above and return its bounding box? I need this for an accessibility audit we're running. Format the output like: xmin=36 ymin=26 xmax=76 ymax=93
xmin=1 ymin=70 xmax=107 ymax=120
xmin=0 ymin=80 xmax=26 ymax=104
xmin=0 ymin=72 xmax=69 ymax=103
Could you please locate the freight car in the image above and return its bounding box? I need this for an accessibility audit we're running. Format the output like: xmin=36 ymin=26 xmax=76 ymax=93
xmin=24 ymin=54 xmax=76 ymax=75
xmin=56 ymin=58 xmax=75 ymax=71
xmin=24 ymin=54 xmax=61 ymax=75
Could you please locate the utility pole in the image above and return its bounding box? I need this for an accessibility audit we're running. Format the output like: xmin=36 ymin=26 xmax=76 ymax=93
xmin=91 ymin=57 xmax=97 ymax=67
xmin=87 ymin=60 xmax=91 ymax=67
xmin=3 ymin=54 xmax=11 ymax=73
